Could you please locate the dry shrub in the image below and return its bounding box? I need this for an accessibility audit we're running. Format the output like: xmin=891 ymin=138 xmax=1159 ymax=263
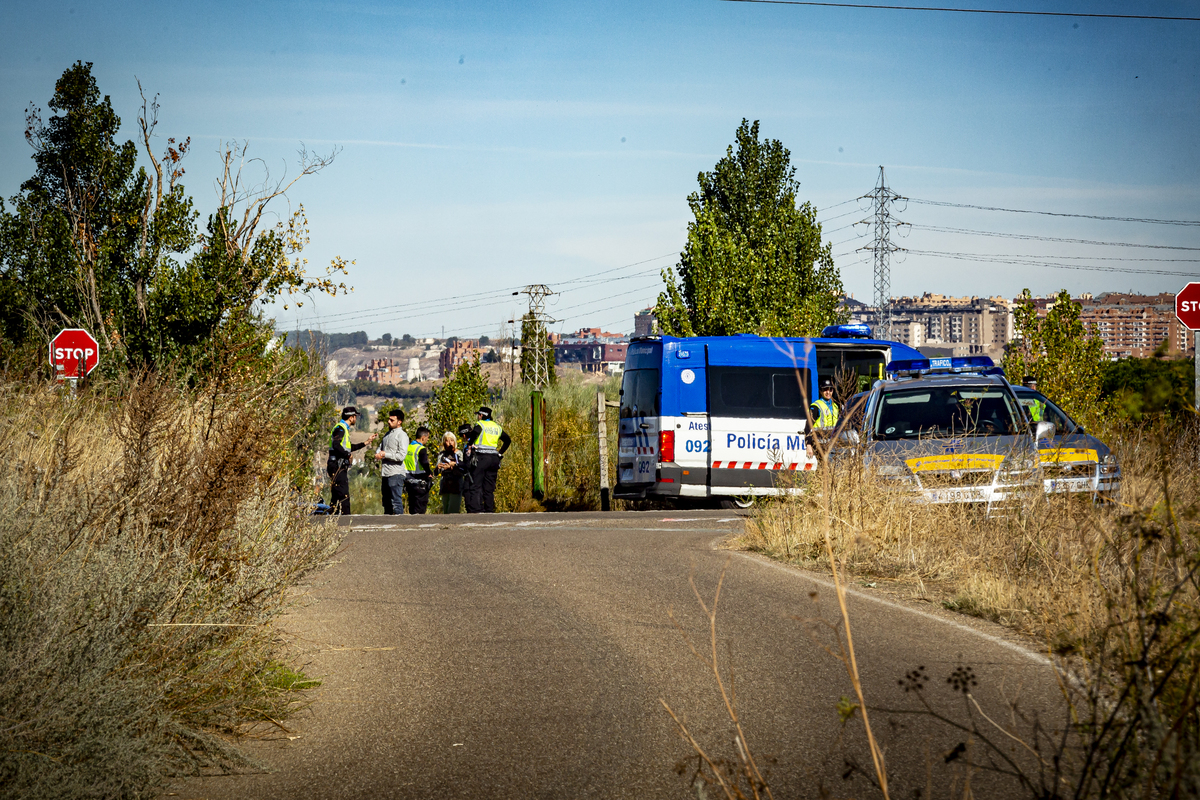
xmin=0 ymin=366 xmax=341 ymax=798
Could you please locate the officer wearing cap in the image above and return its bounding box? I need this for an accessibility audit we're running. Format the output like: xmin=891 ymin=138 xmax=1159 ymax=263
xmin=810 ymin=378 xmax=840 ymax=429
xmin=464 ymin=405 xmax=511 ymax=513
xmin=327 ymin=405 xmax=375 ymax=515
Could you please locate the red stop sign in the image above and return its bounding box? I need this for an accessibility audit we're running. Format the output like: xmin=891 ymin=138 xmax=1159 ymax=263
xmin=1178 ymin=283 xmax=1200 ymax=330
xmin=50 ymin=328 xmax=100 ymax=378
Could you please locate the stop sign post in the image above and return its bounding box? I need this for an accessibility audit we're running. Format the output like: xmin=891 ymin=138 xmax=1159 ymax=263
xmin=1176 ymin=283 xmax=1200 ymax=412
xmin=50 ymin=328 xmax=100 ymax=382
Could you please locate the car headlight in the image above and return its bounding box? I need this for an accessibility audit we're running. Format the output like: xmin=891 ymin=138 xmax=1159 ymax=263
xmin=872 ymin=465 xmax=913 ymax=484
xmin=1100 ymin=453 xmax=1120 ymax=476
xmin=999 ymin=456 xmax=1038 ymax=483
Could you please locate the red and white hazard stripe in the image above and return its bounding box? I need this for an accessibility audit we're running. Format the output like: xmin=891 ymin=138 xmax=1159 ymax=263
xmin=710 ymin=461 xmax=814 ymax=471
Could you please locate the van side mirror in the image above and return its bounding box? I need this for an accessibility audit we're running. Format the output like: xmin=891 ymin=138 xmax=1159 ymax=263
xmin=1034 ymin=421 xmax=1056 ymax=441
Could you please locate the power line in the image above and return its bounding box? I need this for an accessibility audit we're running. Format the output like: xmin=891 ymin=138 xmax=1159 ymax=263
xmin=908 ymin=197 xmax=1200 ymax=226
xmin=722 ymin=0 xmax=1200 ymax=22
xmin=303 ymin=251 xmax=678 ymax=324
xmin=911 ymin=250 xmax=1200 ymax=263
xmin=908 ymin=249 xmax=1200 ymax=277
xmin=909 ymin=223 xmax=1200 ymax=251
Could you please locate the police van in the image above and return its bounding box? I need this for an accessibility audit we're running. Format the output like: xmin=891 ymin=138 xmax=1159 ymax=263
xmin=613 ymin=326 xmax=923 ymax=506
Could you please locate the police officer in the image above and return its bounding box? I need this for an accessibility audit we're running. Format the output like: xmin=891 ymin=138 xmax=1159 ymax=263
xmin=1023 ymin=376 xmax=1046 ymax=422
xmin=810 ymin=378 xmax=840 ymax=429
xmin=404 ymin=426 xmax=434 ymax=514
xmin=464 ymin=406 xmax=511 ymax=513
xmin=327 ymin=406 xmax=375 ymax=515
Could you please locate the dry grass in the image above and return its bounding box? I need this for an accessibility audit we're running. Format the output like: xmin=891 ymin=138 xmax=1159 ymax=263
xmin=730 ymin=418 xmax=1200 ymax=797
xmin=0 ymin=366 xmax=341 ymax=798
xmin=738 ymin=424 xmax=1199 ymax=645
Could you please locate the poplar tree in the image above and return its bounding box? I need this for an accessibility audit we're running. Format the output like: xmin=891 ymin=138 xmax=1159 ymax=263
xmin=656 ymin=119 xmax=846 ymax=338
xmin=1002 ymin=289 xmax=1106 ymax=428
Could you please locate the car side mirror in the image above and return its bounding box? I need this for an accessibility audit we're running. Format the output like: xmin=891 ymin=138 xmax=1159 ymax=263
xmin=1034 ymin=421 xmax=1056 ymax=441
xmin=839 ymin=429 xmax=861 ymax=445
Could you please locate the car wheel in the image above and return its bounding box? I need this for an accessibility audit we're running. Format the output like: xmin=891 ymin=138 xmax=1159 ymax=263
xmin=719 ymin=495 xmax=755 ymax=510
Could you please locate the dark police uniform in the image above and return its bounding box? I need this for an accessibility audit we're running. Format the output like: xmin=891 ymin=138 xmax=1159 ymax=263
xmin=465 ymin=416 xmax=511 ymax=513
xmin=327 ymin=417 xmax=367 ymax=515
xmin=404 ymin=440 xmax=433 ymax=514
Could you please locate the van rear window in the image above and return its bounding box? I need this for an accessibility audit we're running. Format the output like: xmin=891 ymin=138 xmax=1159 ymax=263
xmin=708 ymin=367 xmax=811 ymax=419
xmin=620 ymin=369 xmax=660 ymax=418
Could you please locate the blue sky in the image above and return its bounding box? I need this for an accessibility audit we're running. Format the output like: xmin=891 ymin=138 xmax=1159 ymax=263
xmin=2 ymin=0 xmax=1198 ymax=338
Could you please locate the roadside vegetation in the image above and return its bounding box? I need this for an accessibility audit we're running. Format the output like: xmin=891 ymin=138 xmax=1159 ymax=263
xmin=0 ymin=63 xmax=347 ymax=797
xmin=709 ymin=296 xmax=1200 ymax=796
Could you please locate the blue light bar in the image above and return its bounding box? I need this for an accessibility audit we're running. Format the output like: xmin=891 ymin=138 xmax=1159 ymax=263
xmin=886 ymin=355 xmax=996 ymax=374
xmin=820 ymin=323 xmax=873 ymax=339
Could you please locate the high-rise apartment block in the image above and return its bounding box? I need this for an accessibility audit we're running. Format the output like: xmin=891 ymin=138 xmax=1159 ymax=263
xmin=1075 ymin=293 xmax=1193 ymax=358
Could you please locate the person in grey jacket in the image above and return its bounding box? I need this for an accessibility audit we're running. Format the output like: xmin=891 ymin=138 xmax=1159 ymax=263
xmin=374 ymin=407 xmax=409 ymax=514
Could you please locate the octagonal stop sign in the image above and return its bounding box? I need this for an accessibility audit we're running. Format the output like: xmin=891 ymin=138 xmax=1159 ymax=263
xmin=50 ymin=328 xmax=100 ymax=379
xmin=1178 ymin=283 xmax=1200 ymax=331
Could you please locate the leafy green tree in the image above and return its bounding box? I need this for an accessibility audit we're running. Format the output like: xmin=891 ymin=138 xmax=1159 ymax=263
xmin=1002 ymin=289 xmax=1106 ymax=427
xmin=0 ymin=62 xmax=196 ymax=364
xmin=421 ymin=355 xmax=490 ymax=441
xmin=0 ymin=62 xmax=351 ymax=375
xmin=519 ymin=312 xmax=556 ymax=386
xmin=656 ymin=119 xmax=847 ymax=337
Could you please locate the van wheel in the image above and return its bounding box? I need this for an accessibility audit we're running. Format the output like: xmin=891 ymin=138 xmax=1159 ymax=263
xmin=719 ymin=496 xmax=755 ymax=510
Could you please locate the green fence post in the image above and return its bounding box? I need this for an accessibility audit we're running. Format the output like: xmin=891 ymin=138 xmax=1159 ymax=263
xmin=531 ymin=390 xmax=546 ymax=501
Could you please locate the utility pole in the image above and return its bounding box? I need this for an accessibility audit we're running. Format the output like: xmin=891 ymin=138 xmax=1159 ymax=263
xmin=858 ymin=167 xmax=907 ymax=341
xmin=515 ymin=284 xmax=556 ymax=501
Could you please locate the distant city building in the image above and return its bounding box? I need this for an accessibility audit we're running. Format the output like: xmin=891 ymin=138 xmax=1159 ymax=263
xmin=1075 ymin=292 xmax=1194 ymax=358
xmin=439 ymin=339 xmax=480 ymax=378
xmin=356 ymin=358 xmax=407 ymax=385
xmin=555 ymin=341 xmax=628 ymax=373
xmin=843 ymin=293 xmax=1013 ymax=360
xmin=634 ymin=308 xmax=657 ymax=337
xmin=567 ymin=327 xmax=625 ymax=341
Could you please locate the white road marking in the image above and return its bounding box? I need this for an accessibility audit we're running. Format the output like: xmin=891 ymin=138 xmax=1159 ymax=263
xmin=729 ymin=546 xmax=1053 ymax=667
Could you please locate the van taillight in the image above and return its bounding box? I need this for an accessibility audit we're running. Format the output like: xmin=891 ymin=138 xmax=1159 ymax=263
xmin=659 ymin=430 xmax=675 ymax=463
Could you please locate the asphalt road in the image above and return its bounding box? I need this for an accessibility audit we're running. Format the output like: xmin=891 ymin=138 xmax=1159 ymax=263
xmin=168 ymin=511 xmax=1063 ymax=800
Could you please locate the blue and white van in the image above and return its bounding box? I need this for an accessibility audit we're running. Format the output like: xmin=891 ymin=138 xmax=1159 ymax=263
xmin=614 ymin=327 xmax=923 ymax=505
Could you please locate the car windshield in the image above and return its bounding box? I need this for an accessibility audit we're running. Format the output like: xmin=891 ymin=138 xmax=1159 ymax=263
xmin=874 ymin=385 xmax=1021 ymax=440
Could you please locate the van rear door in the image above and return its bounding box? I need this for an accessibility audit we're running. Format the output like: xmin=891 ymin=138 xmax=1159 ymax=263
xmin=705 ymin=341 xmax=815 ymax=495
xmin=616 ymin=342 xmax=662 ymax=492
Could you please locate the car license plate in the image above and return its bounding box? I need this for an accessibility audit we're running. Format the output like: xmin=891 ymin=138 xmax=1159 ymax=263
xmin=931 ymin=487 xmax=986 ymax=503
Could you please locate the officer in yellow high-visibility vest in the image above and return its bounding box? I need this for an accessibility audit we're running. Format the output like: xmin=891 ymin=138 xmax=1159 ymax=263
xmin=810 ymin=378 xmax=840 ymax=429
xmin=326 ymin=406 xmax=375 ymax=515
xmin=403 ymin=426 xmax=433 ymax=514
xmin=1022 ymin=376 xmax=1046 ymax=422
xmin=464 ymin=406 xmax=512 ymax=513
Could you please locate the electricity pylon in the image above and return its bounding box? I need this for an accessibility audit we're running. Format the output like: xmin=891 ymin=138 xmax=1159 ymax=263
xmin=858 ymin=167 xmax=907 ymax=341
xmin=518 ymin=284 xmax=555 ymax=389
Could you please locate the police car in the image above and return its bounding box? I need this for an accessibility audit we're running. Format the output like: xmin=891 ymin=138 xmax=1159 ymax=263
xmin=1011 ymin=386 xmax=1121 ymax=501
xmin=612 ymin=326 xmax=924 ymax=506
xmin=853 ymin=356 xmax=1049 ymax=509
